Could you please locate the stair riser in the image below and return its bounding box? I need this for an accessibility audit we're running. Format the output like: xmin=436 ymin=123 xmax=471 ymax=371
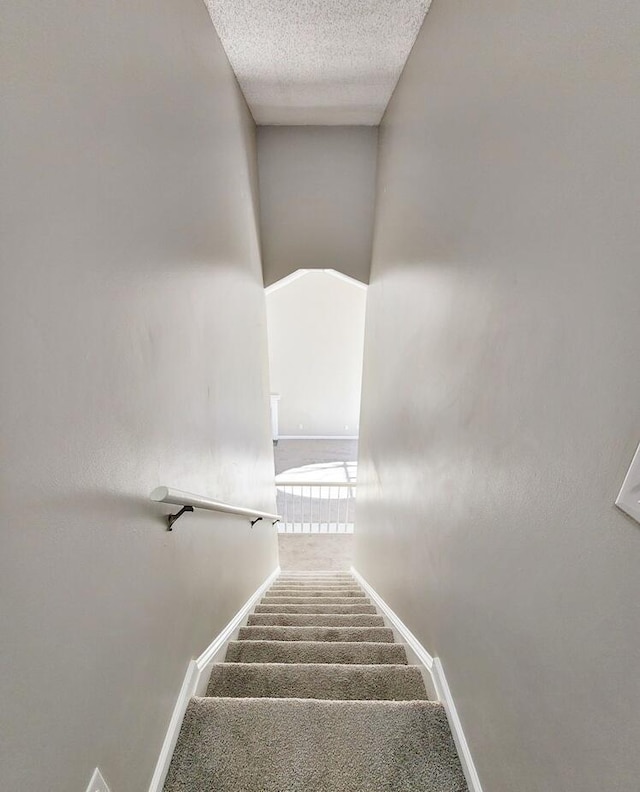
xmin=265 ymin=591 xmax=366 ymax=598
xmin=206 ymin=663 xmax=429 ymax=700
xmin=225 ymin=640 xmax=408 ymax=665
xmin=275 ymin=582 xmax=355 ymax=586
xmin=275 ymin=577 xmax=356 ymax=582
xmin=267 ymin=592 xmax=364 ymax=598
xmin=237 ymin=626 xmax=395 ymax=642
xmin=255 ymin=604 xmax=377 ymax=614
xmin=276 ymin=582 xmax=355 ymax=586
xmin=262 ymin=597 xmax=369 ymax=605
xmin=271 ymin=583 xmax=362 ymax=591
xmin=274 ymin=578 xmax=358 ymax=586
xmin=274 ymin=581 xmax=360 ymax=585
xmin=276 ymin=576 xmax=354 ymax=579
xmin=275 ymin=582 xmax=356 ymax=588
xmin=247 ymin=614 xmax=384 ymax=627
xmin=277 ymin=575 xmax=354 ymax=579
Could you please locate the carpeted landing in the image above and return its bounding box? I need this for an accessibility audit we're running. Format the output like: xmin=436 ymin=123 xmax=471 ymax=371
xmin=164 ymin=572 xmax=468 ymax=791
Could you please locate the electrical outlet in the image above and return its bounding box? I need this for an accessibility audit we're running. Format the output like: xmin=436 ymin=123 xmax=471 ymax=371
xmin=85 ymin=768 xmax=111 ymax=792
xmin=615 ymin=442 xmax=640 ymax=524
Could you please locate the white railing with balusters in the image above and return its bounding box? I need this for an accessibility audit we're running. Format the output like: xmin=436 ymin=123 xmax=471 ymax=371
xmin=275 ymin=480 xmax=356 ymax=533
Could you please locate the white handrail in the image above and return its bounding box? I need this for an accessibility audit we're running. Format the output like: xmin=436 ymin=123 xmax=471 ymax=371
xmin=150 ymin=486 xmax=281 ymax=530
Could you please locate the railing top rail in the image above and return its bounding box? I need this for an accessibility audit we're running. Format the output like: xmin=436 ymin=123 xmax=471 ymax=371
xmin=275 ymin=480 xmax=357 ymax=487
xmin=150 ymin=486 xmax=281 ymax=530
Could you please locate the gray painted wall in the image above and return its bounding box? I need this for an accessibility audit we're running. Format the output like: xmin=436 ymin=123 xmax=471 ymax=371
xmin=355 ymin=2 xmax=640 ymax=791
xmin=258 ymin=126 xmax=378 ymax=286
xmin=1 ymin=1 xmax=277 ymax=790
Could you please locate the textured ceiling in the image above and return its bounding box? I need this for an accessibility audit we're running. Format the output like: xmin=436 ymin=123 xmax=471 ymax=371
xmin=205 ymin=0 xmax=431 ymax=125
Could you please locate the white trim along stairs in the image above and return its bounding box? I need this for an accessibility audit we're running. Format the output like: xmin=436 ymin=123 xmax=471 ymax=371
xmin=148 ymin=567 xmax=280 ymax=792
xmin=149 ymin=566 xmax=483 ymax=792
xmin=351 ymin=567 xmax=484 ymax=792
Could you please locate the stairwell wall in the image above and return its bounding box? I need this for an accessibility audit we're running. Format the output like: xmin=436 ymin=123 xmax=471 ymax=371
xmin=258 ymin=126 xmax=378 ymax=286
xmin=355 ymin=1 xmax=640 ymax=791
xmin=1 ymin=1 xmax=277 ymax=790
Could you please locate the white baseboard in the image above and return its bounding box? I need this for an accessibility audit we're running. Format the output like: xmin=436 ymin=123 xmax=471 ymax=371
xmin=148 ymin=566 xmax=280 ymax=792
xmin=350 ymin=567 xmax=483 ymax=792
xmin=432 ymin=657 xmax=484 ymax=792
xmin=350 ymin=567 xmax=435 ymax=674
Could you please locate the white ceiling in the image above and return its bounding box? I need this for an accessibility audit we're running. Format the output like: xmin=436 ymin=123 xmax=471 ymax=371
xmin=205 ymin=0 xmax=431 ymax=126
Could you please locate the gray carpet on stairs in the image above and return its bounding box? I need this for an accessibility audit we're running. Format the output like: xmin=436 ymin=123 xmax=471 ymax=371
xmin=268 ymin=588 xmax=364 ymax=595
xmin=225 ymin=639 xmax=408 ymax=664
xmin=269 ymin=582 xmax=363 ymax=588
xmin=262 ymin=595 xmax=369 ymax=604
xmin=164 ymin=698 xmax=467 ymax=792
xmin=237 ymin=625 xmax=395 ymax=642
xmin=272 ymin=578 xmax=358 ymax=588
xmin=247 ymin=612 xmax=384 ymax=626
xmin=206 ymin=662 xmax=429 ymax=700
xmin=271 ymin=578 xmax=360 ymax=584
xmin=255 ymin=602 xmax=378 ymax=613
xmin=275 ymin=581 xmax=356 ymax=587
xmin=277 ymin=574 xmax=354 ymax=580
xmin=275 ymin=582 xmax=357 ymax=588
xmin=265 ymin=588 xmax=364 ymax=601
xmin=164 ymin=572 xmax=468 ymax=792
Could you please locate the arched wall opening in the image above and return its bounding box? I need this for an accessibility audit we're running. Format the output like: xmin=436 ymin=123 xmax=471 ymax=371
xmin=266 ymin=269 xmax=367 ymax=439
xmin=265 ymin=268 xmax=367 ymax=570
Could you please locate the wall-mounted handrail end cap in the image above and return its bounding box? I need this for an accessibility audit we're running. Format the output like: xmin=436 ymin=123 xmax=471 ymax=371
xmin=150 ymin=486 xmax=170 ymax=502
xmin=167 ymin=505 xmax=194 ymax=531
xmin=250 ymin=516 xmax=263 ymax=527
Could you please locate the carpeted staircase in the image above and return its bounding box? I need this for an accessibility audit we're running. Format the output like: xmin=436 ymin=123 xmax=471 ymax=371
xmin=164 ymin=572 xmax=468 ymax=791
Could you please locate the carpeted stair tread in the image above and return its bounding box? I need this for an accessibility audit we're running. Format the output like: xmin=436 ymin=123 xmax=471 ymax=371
xmin=272 ymin=579 xmax=358 ymax=584
xmin=237 ymin=625 xmax=395 ymax=642
xmin=268 ymin=586 xmax=364 ymax=593
xmin=267 ymin=591 xmax=364 ymax=597
xmin=277 ymin=574 xmax=354 ymax=579
xmin=275 ymin=583 xmax=357 ymax=587
xmin=255 ymin=603 xmax=378 ymax=614
xmin=262 ymin=596 xmax=370 ymax=604
xmin=265 ymin=591 xmax=367 ymax=596
xmin=276 ymin=580 xmax=356 ymax=585
xmin=206 ymin=662 xmax=429 ymax=700
xmin=273 ymin=576 xmax=357 ymax=582
xmin=278 ymin=572 xmax=354 ymax=575
xmin=276 ymin=581 xmax=357 ymax=587
xmin=225 ymin=640 xmax=407 ymax=665
xmin=247 ymin=613 xmax=385 ymax=627
xmin=164 ymin=697 xmax=467 ymax=792
xmin=271 ymin=580 xmax=359 ymax=585
xmin=276 ymin=580 xmax=356 ymax=586
xmin=265 ymin=586 xmax=367 ymax=597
